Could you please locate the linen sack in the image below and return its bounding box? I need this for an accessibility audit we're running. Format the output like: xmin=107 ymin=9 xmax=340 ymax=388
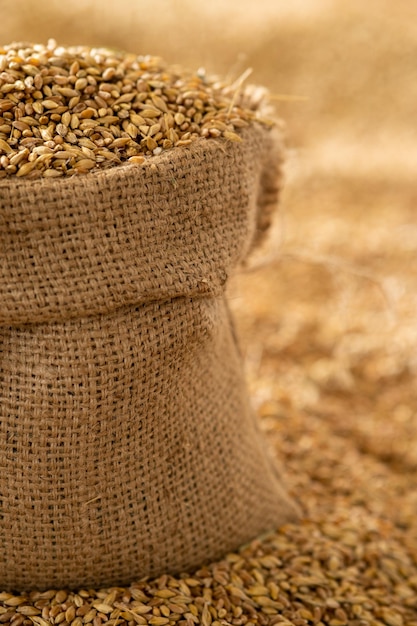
xmin=0 ymin=125 xmax=299 ymax=590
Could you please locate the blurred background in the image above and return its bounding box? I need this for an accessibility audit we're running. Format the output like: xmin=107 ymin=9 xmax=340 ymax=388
xmin=2 ymin=0 xmax=416 ymax=523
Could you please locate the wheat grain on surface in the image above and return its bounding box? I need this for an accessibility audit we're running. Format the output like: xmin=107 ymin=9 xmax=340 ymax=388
xmin=0 ymin=39 xmax=272 ymax=178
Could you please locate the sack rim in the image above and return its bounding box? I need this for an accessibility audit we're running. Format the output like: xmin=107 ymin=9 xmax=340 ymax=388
xmin=0 ymin=126 xmax=278 ymax=325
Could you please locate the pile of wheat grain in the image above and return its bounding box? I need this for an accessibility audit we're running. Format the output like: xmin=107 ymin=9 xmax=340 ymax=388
xmin=0 ymin=40 xmax=270 ymax=178
xmin=1 ymin=398 xmax=416 ymax=626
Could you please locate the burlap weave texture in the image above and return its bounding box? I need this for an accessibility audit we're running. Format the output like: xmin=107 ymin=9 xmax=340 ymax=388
xmin=0 ymin=126 xmax=299 ymax=590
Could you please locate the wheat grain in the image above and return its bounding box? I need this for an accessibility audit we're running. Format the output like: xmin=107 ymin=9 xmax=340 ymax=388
xmin=0 ymin=40 xmax=272 ymax=178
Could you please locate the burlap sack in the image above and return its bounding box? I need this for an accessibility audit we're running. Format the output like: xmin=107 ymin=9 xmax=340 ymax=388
xmin=0 ymin=125 xmax=299 ymax=591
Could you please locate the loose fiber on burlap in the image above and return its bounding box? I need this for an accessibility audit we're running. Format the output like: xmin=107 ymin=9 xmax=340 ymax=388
xmin=0 ymin=125 xmax=299 ymax=591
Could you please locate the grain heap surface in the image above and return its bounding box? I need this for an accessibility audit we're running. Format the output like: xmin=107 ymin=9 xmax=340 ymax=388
xmin=0 ymin=393 xmax=415 ymax=625
xmin=0 ymin=40 xmax=269 ymax=178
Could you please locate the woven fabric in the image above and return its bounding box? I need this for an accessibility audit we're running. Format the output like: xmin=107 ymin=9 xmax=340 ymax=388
xmin=0 ymin=126 xmax=299 ymax=590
